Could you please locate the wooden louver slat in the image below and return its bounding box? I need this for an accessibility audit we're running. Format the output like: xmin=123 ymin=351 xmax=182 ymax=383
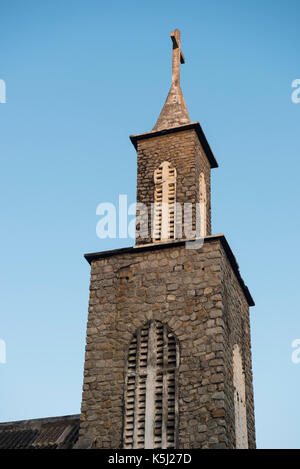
xmin=123 ymin=321 xmax=178 ymax=449
xmin=153 ymin=162 xmax=177 ymax=242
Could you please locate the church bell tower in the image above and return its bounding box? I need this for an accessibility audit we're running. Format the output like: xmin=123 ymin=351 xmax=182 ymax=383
xmin=76 ymin=29 xmax=256 ymax=449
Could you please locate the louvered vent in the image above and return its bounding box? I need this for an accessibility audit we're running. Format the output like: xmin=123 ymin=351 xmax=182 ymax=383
xmin=123 ymin=321 xmax=179 ymax=449
xmin=199 ymin=172 xmax=207 ymax=237
xmin=153 ymin=162 xmax=177 ymax=242
xmin=233 ymin=344 xmax=248 ymax=449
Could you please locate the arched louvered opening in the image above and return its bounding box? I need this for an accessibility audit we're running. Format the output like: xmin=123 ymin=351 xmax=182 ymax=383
xmin=153 ymin=162 xmax=176 ymax=242
xmin=123 ymin=321 xmax=179 ymax=449
xmin=233 ymin=344 xmax=248 ymax=449
xmin=199 ymin=172 xmax=207 ymax=237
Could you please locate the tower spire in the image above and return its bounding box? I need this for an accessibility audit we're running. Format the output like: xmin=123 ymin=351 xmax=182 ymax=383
xmin=153 ymin=29 xmax=190 ymax=131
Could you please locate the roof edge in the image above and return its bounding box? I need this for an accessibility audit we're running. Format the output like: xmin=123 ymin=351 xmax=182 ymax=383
xmin=0 ymin=414 xmax=80 ymax=428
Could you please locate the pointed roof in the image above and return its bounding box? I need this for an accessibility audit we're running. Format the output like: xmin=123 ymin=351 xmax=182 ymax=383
xmin=152 ymin=84 xmax=190 ymax=131
xmin=153 ymin=29 xmax=191 ymax=131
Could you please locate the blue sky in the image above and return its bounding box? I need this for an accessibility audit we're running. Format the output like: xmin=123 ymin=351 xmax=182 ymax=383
xmin=0 ymin=0 xmax=299 ymax=449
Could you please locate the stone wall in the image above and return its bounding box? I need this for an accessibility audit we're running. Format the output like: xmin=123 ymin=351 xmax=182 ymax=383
xmin=135 ymin=129 xmax=212 ymax=244
xmin=78 ymin=237 xmax=255 ymax=449
xmin=220 ymin=249 xmax=256 ymax=448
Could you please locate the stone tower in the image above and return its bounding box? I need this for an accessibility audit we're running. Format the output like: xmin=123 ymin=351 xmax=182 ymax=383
xmin=76 ymin=29 xmax=256 ymax=449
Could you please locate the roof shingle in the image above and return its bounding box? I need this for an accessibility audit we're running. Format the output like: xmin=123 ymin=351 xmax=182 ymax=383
xmin=0 ymin=414 xmax=80 ymax=449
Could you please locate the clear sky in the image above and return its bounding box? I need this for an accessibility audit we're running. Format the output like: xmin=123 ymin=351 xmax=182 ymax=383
xmin=0 ymin=0 xmax=299 ymax=449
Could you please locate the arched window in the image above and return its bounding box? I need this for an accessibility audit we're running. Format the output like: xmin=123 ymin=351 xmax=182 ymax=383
xmin=123 ymin=321 xmax=179 ymax=449
xmin=199 ymin=172 xmax=207 ymax=237
xmin=233 ymin=344 xmax=248 ymax=449
xmin=153 ymin=162 xmax=176 ymax=242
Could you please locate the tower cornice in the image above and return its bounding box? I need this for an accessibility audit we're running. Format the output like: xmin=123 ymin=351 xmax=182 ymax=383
xmin=130 ymin=121 xmax=219 ymax=169
xmin=84 ymin=234 xmax=254 ymax=307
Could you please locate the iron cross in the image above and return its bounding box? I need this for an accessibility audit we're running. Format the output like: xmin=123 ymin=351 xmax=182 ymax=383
xmin=171 ymin=29 xmax=185 ymax=87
